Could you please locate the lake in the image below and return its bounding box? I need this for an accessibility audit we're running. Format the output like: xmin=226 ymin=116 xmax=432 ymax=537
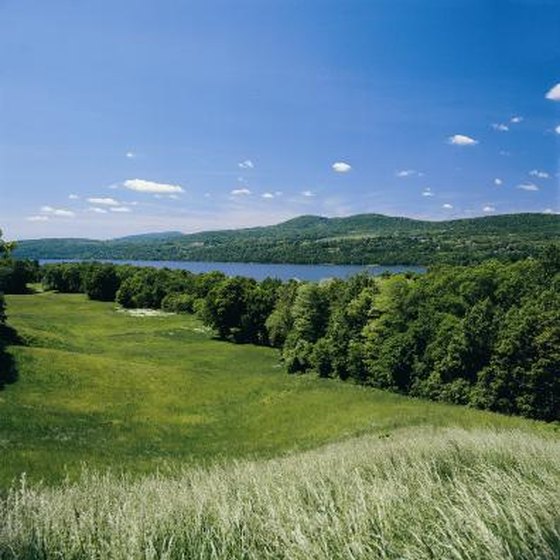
xmin=40 ymin=259 xmax=426 ymax=282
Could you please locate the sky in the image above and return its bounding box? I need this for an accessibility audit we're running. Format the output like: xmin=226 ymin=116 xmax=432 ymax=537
xmin=1 ymin=0 xmax=559 ymax=240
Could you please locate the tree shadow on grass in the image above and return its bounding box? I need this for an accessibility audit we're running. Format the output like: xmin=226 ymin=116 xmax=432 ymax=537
xmin=0 ymin=351 xmax=17 ymax=389
xmin=0 ymin=324 xmax=23 ymax=390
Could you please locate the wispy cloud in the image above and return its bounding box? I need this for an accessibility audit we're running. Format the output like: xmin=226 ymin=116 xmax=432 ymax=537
xmin=556 ymin=125 xmax=560 ymax=135
xmin=88 ymin=207 xmax=108 ymax=214
xmin=123 ymin=179 xmax=184 ymax=194
xmin=332 ymin=161 xmax=352 ymax=173
xmin=529 ymin=170 xmax=549 ymax=179
xmin=87 ymin=197 xmax=120 ymax=206
xmin=517 ymin=183 xmax=539 ymax=192
xmin=125 ymin=151 xmax=136 ymax=159
xmin=510 ymin=116 xmax=523 ymax=124
xmin=26 ymin=215 xmax=49 ymax=222
xmin=483 ymin=205 xmax=496 ymax=213
xmin=238 ymin=160 xmax=254 ymax=169
xmin=40 ymin=206 xmax=75 ymax=217
xmin=491 ymin=123 xmax=509 ymax=132
xmin=301 ymin=190 xmax=315 ymax=197
xmin=448 ymin=134 xmax=478 ymax=146
xmin=110 ymin=206 xmax=132 ymax=213
xmin=545 ymin=83 xmax=560 ymax=101
xmin=261 ymin=192 xmax=275 ymax=199
xmin=442 ymin=203 xmax=453 ymax=209
xmin=395 ymin=169 xmax=423 ymax=178
xmin=231 ymin=188 xmax=251 ymax=196
xmin=422 ymin=187 xmax=434 ymax=197
xmin=494 ymin=178 xmax=503 ymax=186
xmin=68 ymin=194 xmax=79 ymax=200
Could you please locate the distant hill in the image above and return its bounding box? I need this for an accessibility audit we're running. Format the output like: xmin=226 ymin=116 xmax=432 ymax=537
xmin=13 ymin=212 xmax=560 ymax=265
xmin=114 ymin=231 xmax=185 ymax=243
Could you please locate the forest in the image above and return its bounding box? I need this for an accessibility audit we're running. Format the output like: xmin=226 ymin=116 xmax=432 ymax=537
xmin=5 ymin=243 xmax=557 ymax=422
xmin=13 ymin=212 xmax=560 ymax=265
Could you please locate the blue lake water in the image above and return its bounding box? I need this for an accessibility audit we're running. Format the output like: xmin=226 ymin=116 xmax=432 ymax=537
xmin=40 ymin=259 xmax=425 ymax=282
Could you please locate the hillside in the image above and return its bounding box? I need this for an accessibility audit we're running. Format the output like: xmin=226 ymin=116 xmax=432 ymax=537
xmin=1 ymin=291 xmax=558 ymax=559
xmin=14 ymin=212 xmax=560 ymax=265
xmin=1 ymin=290 xmax=537 ymax=487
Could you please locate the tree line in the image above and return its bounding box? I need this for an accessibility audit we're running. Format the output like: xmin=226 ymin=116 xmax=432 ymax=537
xmin=0 ymin=231 xmax=36 ymax=387
xmin=35 ymin=246 xmax=560 ymax=422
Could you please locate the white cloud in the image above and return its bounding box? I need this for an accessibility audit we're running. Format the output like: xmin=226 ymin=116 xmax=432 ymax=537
xmin=491 ymin=123 xmax=509 ymax=132
xmin=499 ymin=150 xmax=511 ymax=157
xmin=555 ymin=125 xmax=560 ymax=135
xmin=238 ymin=160 xmax=254 ymax=169
xmin=332 ymin=161 xmax=352 ymax=173
xmin=68 ymin=194 xmax=79 ymax=200
xmin=510 ymin=116 xmax=523 ymax=124
xmin=448 ymin=134 xmax=478 ymax=146
xmin=301 ymin=190 xmax=315 ymax=197
xmin=87 ymin=197 xmax=120 ymax=206
xmin=396 ymin=169 xmax=423 ymax=178
xmin=123 ymin=179 xmax=184 ymax=194
xmin=262 ymin=192 xmax=275 ymax=199
xmin=422 ymin=188 xmax=434 ymax=197
xmin=110 ymin=206 xmax=132 ymax=213
xmin=26 ymin=215 xmax=49 ymax=222
xmin=529 ymin=170 xmax=549 ymax=179
xmin=442 ymin=203 xmax=453 ymax=209
xmin=125 ymin=151 xmax=136 ymax=159
xmin=40 ymin=206 xmax=75 ymax=217
xmin=231 ymin=188 xmax=251 ymax=196
xmin=483 ymin=205 xmax=496 ymax=213
xmin=517 ymin=183 xmax=539 ymax=192
xmin=494 ymin=178 xmax=503 ymax=186
xmin=545 ymin=83 xmax=560 ymax=101
xmin=88 ymin=207 xmax=108 ymax=214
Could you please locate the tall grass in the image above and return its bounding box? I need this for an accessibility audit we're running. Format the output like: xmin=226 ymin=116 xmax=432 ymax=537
xmin=2 ymin=427 xmax=559 ymax=559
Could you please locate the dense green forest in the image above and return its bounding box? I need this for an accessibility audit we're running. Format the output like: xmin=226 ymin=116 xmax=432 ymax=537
xmin=36 ymin=245 xmax=560 ymax=421
xmin=14 ymin=212 xmax=560 ymax=265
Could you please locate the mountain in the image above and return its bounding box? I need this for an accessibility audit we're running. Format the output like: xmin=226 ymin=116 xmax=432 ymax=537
xmin=13 ymin=213 xmax=560 ymax=266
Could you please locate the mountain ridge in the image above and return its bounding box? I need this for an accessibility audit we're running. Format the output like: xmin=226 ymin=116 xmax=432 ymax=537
xmin=13 ymin=212 xmax=560 ymax=266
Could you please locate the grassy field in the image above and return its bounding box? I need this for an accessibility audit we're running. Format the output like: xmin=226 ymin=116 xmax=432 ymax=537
xmin=0 ymin=291 xmax=547 ymax=488
xmin=1 ymin=291 xmax=559 ymax=558
xmin=2 ymin=428 xmax=559 ymax=559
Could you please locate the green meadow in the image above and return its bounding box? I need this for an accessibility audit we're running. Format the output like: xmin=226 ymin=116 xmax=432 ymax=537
xmin=1 ymin=291 xmax=559 ymax=559
xmin=0 ymin=291 xmax=545 ymax=488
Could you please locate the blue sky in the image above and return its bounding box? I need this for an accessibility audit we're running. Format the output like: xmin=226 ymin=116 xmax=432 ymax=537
xmin=1 ymin=0 xmax=559 ymax=239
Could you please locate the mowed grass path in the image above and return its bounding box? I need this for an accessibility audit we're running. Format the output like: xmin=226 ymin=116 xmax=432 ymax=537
xmin=0 ymin=292 xmax=546 ymax=488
